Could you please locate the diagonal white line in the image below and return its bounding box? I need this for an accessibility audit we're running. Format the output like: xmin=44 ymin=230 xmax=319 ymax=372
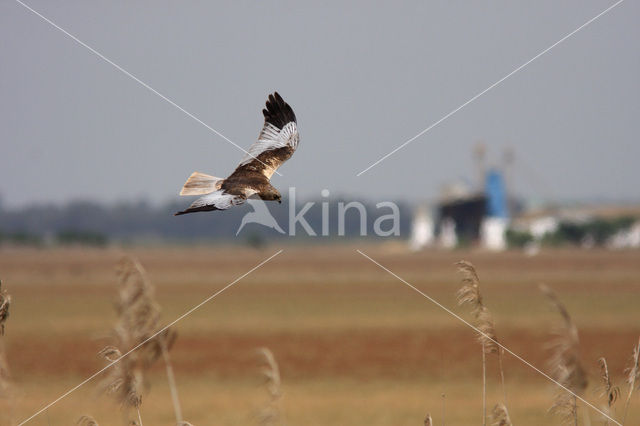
xmin=13 ymin=0 xmax=283 ymax=177
xmin=17 ymin=249 xmax=284 ymax=426
xmin=356 ymin=0 xmax=625 ymax=176
xmin=356 ymin=249 xmax=622 ymax=426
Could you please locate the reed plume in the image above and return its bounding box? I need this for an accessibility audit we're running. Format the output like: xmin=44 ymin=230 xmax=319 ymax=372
xmin=597 ymin=357 xmax=619 ymax=425
xmin=539 ymin=284 xmax=588 ymax=425
xmin=98 ymin=345 xmax=143 ymax=413
xmin=0 ymin=280 xmax=13 ymax=416
xmin=424 ymin=413 xmax=433 ymax=426
xmin=77 ymin=415 xmax=100 ymax=426
xmin=0 ymin=280 xmax=10 ymax=336
xmin=98 ymin=257 xmax=179 ymax=425
xmin=455 ymin=262 xmax=498 ymax=353
xmin=256 ymin=347 xmax=282 ymax=426
xmin=491 ymin=403 xmax=512 ymax=426
xmin=622 ymin=337 xmax=640 ymax=425
xmin=456 ymin=261 xmax=506 ymax=426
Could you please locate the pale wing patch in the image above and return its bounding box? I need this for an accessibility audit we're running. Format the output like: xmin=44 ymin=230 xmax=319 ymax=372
xmin=239 ymin=121 xmax=299 ymax=166
xmin=180 ymin=171 xmax=224 ymax=196
xmin=187 ymin=190 xmax=245 ymax=211
xmin=243 ymin=188 xmax=259 ymax=198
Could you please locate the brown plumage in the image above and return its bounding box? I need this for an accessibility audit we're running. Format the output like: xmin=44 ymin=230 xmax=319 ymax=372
xmin=175 ymin=92 xmax=299 ymax=216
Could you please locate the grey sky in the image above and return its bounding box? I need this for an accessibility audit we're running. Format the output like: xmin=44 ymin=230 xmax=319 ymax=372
xmin=1 ymin=1 xmax=638 ymax=208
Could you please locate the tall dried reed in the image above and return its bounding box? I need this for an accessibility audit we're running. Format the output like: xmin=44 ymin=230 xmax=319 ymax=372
xmin=456 ymin=261 xmax=507 ymax=426
xmin=0 ymin=280 xmax=10 ymax=336
xmin=0 ymin=280 xmax=14 ymax=423
xmin=597 ymin=357 xmax=619 ymax=425
xmin=98 ymin=257 xmax=180 ymax=425
xmin=424 ymin=413 xmax=433 ymax=426
xmin=539 ymin=284 xmax=588 ymax=426
xmin=441 ymin=393 xmax=446 ymax=426
xmin=622 ymin=337 xmax=640 ymax=425
xmin=256 ymin=347 xmax=282 ymax=426
xmin=0 ymin=345 xmax=10 ymax=399
xmin=491 ymin=403 xmax=512 ymax=426
xmin=77 ymin=415 xmax=100 ymax=425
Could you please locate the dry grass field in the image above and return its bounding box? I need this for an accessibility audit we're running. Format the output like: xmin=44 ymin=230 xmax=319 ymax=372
xmin=0 ymin=244 xmax=639 ymax=425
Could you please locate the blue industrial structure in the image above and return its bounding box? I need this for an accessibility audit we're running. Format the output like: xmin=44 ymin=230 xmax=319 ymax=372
xmin=485 ymin=169 xmax=508 ymax=219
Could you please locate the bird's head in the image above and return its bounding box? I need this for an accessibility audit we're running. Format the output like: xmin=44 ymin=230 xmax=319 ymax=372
xmin=261 ymin=188 xmax=282 ymax=203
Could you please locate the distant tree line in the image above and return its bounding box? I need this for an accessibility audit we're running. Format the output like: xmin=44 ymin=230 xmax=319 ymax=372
xmin=0 ymin=197 xmax=412 ymax=246
xmin=506 ymin=216 xmax=637 ymax=248
xmin=0 ymin=229 xmax=108 ymax=247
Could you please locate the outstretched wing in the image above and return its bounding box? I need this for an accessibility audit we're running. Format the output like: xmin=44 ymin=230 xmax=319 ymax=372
xmin=233 ymin=92 xmax=299 ymax=179
xmin=174 ymin=190 xmax=246 ymax=216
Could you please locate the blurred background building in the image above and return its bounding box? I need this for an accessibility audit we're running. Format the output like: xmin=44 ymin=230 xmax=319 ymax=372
xmin=409 ymin=142 xmax=640 ymax=252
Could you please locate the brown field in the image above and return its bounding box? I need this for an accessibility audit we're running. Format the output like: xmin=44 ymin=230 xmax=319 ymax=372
xmin=0 ymin=244 xmax=639 ymax=425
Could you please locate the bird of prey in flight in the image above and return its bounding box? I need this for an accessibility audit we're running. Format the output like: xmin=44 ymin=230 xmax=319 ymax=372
xmin=175 ymin=92 xmax=299 ymax=216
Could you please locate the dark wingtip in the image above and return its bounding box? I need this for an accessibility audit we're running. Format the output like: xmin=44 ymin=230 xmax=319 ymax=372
xmin=174 ymin=211 xmax=186 ymax=216
xmin=263 ymin=91 xmax=296 ymax=128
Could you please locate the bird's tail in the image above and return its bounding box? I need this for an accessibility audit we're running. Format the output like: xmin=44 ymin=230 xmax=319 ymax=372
xmin=179 ymin=171 xmax=224 ymax=196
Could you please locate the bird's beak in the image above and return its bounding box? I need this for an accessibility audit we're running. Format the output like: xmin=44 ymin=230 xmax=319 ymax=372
xmin=278 ymin=200 xmax=282 ymax=204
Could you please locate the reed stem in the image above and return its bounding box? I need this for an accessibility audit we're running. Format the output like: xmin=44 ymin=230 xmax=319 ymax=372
xmin=482 ymin=344 xmax=486 ymax=426
xmin=161 ymin=339 xmax=183 ymax=424
xmin=136 ymin=407 xmax=143 ymax=426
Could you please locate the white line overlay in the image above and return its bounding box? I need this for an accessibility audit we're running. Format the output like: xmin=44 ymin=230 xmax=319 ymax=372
xmin=17 ymin=249 xmax=284 ymax=425
xmin=356 ymin=249 xmax=621 ymax=426
xmin=13 ymin=0 xmax=282 ymax=176
xmin=356 ymin=0 xmax=625 ymax=176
